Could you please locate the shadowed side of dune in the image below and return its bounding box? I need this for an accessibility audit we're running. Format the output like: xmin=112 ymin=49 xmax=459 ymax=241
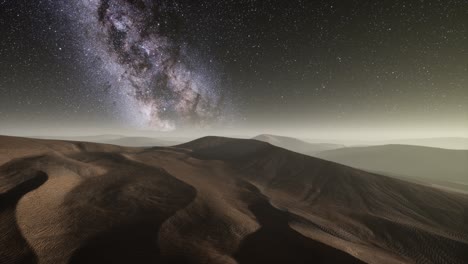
xmin=65 ymin=153 xmax=197 ymax=264
xmin=0 ymin=170 xmax=48 ymax=264
xmin=68 ymin=219 xmax=184 ymax=264
xmin=234 ymin=198 xmax=364 ymax=264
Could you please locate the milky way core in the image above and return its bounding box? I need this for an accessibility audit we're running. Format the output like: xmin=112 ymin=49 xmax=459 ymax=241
xmin=72 ymin=0 xmax=226 ymax=131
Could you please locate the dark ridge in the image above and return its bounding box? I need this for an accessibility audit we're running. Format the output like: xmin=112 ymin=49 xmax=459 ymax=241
xmin=141 ymin=146 xmax=192 ymax=154
xmin=177 ymin=137 xmax=273 ymax=161
xmin=176 ymin=136 xmax=244 ymax=149
xmin=234 ymin=199 xmax=364 ymax=264
xmin=0 ymin=171 xmax=48 ymax=264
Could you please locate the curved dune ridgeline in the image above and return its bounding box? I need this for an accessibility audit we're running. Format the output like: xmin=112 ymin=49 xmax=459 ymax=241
xmin=0 ymin=135 xmax=467 ymax=263
xmin=0 ymin=170 xmax=48 ymax=264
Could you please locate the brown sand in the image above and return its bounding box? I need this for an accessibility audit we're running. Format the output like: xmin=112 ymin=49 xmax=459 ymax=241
xmin=0 ymin=135 xmax=467 ymax=264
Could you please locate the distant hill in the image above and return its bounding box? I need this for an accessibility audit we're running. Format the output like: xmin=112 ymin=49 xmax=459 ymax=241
xmin=34 ymin=134 xmax=125 ymax=142
xmin=103 ymin=137 xmax=181 ymax=147
xmin=253 ymin=134 xmax=344 ymax=155
xmin=32 ymin=135 xmax=183 ymax=147
xmin=317 ymin=144 xmax=468 ymax=191
xmin=380 ymin=137 xmax=468 ymax=150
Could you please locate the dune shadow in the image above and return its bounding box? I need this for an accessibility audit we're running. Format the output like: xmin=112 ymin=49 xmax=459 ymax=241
xmin=0 ymin=171 xmax=48 ymax=264
xmin=68 ymin=217 xmax=170 ymax=264
xmin=66 ymin=163 xmax=197 ymax=264
xmin=67 ymin=198 xmax=196 ymax=264
xmin=0 ymin=171 xmax=48 ymax=211
xmin=234 ymin=200 xmax=364 ymax=264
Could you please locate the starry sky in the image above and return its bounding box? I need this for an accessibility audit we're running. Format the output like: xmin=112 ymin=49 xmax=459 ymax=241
xmin=0 ymin=0 xmax=467 ymax=138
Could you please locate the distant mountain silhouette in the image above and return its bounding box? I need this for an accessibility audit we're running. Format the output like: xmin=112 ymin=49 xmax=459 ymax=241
xmin=317 ymin=144 xmax=468 ymax=192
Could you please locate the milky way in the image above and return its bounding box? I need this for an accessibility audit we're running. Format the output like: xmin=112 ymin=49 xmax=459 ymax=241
xmin=71 ymin=0 xmax=226 ymax=131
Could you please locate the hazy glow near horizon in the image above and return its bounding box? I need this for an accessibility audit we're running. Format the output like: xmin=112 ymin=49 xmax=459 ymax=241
xmin=0 ymin=1 xmax=467 ymax=136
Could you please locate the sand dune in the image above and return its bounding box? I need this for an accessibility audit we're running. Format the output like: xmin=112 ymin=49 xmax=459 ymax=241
xmin=0 ymin=135 xmax=467 ymax=263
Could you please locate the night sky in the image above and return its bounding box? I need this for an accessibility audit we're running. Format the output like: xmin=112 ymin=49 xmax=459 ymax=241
xmin=0 ymin=0 xmax=467 ymax=138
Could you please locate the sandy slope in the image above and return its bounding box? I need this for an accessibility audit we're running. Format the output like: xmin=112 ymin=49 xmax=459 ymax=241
xmin=0 ymin=135 xmax=467 ymax=264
